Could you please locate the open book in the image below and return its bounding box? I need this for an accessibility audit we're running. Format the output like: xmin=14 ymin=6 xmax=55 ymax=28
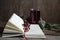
xmin=3 ymin=13 xmax=24 ymax=34
xmin=2 ymin=13 xmax=46 ymax=38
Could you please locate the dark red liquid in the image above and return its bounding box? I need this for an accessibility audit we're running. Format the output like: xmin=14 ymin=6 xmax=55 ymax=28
xmin=27 ymin=10 xmax=40 ymax=24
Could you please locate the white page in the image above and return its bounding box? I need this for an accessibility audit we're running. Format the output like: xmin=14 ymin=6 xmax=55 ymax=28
xmin=3 ymin=29 xmax=21 ymax=33
xmin=5 ymin=25 xmax=21 ymax=31
xmin=2 ymin=24 xmax=46 ymax=38
xmin=25 ymin=24 xmax=46 ymax=38
xmin=8 ymin=13 xmax=24 ymax=33
xmin=2 ymin=34 xmax=23 ymax=38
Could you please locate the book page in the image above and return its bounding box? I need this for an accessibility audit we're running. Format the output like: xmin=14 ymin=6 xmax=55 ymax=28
xmin=3 ymin=13 xmax=24 ymax=33
xmin=25 ymin=24 xmax=46 ymax=38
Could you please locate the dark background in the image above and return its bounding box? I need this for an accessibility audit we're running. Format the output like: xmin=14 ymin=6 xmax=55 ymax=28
xmin=0 ymin=0 xmax=60 ymax=26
